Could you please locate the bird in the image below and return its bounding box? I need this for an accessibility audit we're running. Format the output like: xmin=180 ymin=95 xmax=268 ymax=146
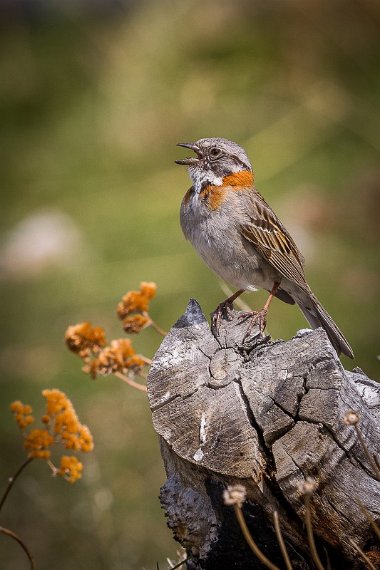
xmin=175 ymin=137 xmax=354 ymax=359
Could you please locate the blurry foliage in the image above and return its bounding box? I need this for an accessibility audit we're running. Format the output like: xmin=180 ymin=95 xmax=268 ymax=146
xmin=0 ymin=0 xmax=379 ymax=568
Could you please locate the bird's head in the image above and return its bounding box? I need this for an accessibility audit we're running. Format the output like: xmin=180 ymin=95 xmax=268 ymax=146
xmin=175 ymin=137 xmax=253 ymax=191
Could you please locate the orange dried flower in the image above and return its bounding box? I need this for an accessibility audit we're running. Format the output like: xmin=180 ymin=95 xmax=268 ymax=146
xmin=117 ymin=281 xmax=157 ymax=319
xmin=117 ymin=292 xmax=148 ymax=317
xmin=24 ymin=429 xmax=54 ymax=459
xmin=42 ymin=389 xmax=94 ymax=453
xmin=84 ymin=338 xmax=145 ymax=378
xmin=127 ymin=355 xmax=146 ymax=369
xmin=10 ymin=390 xmax=93 ymax=484
xmin=10 ymin=401 xmax=24 ymax=414
xmin=140 ymin=281 xmax=157 ymax=300
xmin=78 ymin=425 xmax=94 ymax=452
xmin=58 ymin=455 xmax=83 ymax=484
xmin=10 ymin=400 xmax=35 ymax=430
xmin=65 ymin=322 xmax=106 ymax=358
xmin=42 ymin=388 xmax=70 ymax=415
xmin=122 ymin=314 xmax=151 ymax=334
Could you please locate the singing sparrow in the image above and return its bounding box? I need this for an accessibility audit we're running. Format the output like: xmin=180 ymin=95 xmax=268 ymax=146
xmin=176 ymin=137 xmax=353 ymax=358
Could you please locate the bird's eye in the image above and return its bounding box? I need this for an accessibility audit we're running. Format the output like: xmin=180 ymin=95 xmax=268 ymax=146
xmin=209 ymin=147 xmax=221 ymax=159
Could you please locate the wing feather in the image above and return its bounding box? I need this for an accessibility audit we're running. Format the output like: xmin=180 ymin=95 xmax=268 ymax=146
xmin=240 ymin=191 xmax=308 ymax=291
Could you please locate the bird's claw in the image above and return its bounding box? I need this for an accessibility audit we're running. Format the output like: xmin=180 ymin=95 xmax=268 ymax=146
xmin=211 ymin=300 xmax=234 ymax=337
xmin=239 ymin=308 xmax=268 ymax=341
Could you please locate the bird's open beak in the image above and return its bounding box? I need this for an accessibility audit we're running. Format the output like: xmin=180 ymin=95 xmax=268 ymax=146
xmin=175 ymin=142 xmax=202 ymax=165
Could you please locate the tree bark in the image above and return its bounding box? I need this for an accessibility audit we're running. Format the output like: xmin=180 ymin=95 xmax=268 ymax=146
xmin=147 ymin=300 xmax=380 ymax=569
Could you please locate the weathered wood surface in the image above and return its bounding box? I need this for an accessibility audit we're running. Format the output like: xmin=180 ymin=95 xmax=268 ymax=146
xmin=147 ymin=300 xmax=380 ymax=569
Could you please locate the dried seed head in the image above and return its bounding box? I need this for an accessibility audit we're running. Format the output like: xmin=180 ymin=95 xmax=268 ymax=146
xmin=223 ymin=484 xmax=247 ymax=508
xmin=84 ymin=338 xmax=144 ymax=378
xmin=298 ymin=477 xmax=318 ymax=496
xmin=65 ymin=322 xmax=106 ymax=358
xmin=343 ymin=410 xmax=360 ymax=426
xmin=122 ymin=314 xmax=151 ymax=334
xmin=117 ymin=282 xmax=157 ymax=320
xmin=58 ymin=455 xmax=83 ymax=483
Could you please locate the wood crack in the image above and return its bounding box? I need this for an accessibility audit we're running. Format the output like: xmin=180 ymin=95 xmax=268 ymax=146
xmin=148 ymin=300 xmax=380 ymax=569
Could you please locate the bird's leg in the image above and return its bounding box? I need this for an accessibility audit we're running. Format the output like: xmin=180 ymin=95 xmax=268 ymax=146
xmin=211 ymin=289 xmax=245 ymax=336
xmin=240 ymin=281 xmax=280 ymax=339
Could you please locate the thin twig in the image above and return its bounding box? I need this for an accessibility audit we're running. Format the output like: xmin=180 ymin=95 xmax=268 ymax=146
xmin=273 ymin=511 xmax=293 ymax=570
xmin=114 ymin=371 xmax=147 ymax=393
xmin=150 ymin=319 xmax=167 ymax=337
xmin=0 ymin=526 xmax=35 ymax=569
xmin=0 ymin=457 xmax=33 ymax=514
xmin=304 ymin=495 xmax=325 ymax=570
xmin=355 ymin=498 xmax=380 ymax=542
xmin=233 ymin=504 xmax=280 ymax=570
xmin=348 ymin=538 xmax=376 ymax=570
xmin=355 ymin=425 xmax=380 ymax=481
xmin=46 ymin=459 xmax=58 ymax=477
xmin=141 ymin=355 xmax=152 ymax=365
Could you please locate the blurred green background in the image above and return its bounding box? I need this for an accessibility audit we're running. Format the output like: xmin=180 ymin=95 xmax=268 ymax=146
xmin=0 ymin=0 xmax=379 ymax=568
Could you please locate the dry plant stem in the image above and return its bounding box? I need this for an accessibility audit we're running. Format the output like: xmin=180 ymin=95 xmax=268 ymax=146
xmin=273 ymin=511 xmax=293 ymax=570
xmin=355 ymin=498 xmax=380 ymax=542
xmin=233 ymin=504 xmax=280 ymax=570
xmin=47 ymin=459 xmax=58 ymax=476
xmin=304 ymin=495 xmax=325 ymax=570
xmin=348 ymin=538 xmax=377 ymax=570
xmin=141 ymin=355 xmax=152 ymax=365
xmin=322 ymin=547 xmax=332 ymax=570
xmin=149 ymin=318 xmax=167 ymax=337
xmin=0 ymin=526 xmax=35 ymax=570
xmin=355 ymin=425 xmax=380 ymax=481
xmin=114 ymin=371 xmax=147 ymax=393
xmin=0 ymin=457 xmax=33 ymax=514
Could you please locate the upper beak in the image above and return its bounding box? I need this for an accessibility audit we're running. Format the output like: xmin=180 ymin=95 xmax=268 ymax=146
xmin=175 ymin=142 xmax=202 ymax=165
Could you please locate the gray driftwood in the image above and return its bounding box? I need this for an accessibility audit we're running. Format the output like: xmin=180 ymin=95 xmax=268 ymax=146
xmin=147 ymin=300 xmax=380 ymax=569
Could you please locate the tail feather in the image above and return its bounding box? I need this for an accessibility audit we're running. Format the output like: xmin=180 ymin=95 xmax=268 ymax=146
xmin=298 ymin=296 xmax=354 ymax=359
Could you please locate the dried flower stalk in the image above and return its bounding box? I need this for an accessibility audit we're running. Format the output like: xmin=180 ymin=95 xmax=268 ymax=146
xmin=223 ymin=485 xmax=280 ymax=570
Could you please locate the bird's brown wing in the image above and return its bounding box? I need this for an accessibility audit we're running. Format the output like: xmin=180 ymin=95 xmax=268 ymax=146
xmin=240 ymin=191 xmax=309 ymax=291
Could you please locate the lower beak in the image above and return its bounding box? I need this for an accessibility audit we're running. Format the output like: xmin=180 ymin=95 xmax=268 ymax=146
xmin=175 ymin=142 xmax=202 ymax=166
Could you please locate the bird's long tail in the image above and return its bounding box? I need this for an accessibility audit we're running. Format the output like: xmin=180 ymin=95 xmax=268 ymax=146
xmin=298 ymin=294 xmax=354 ymax=359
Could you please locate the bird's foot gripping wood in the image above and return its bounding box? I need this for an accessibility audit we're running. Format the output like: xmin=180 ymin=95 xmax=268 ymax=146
xmin=211 ymin=289 xmax=245 ymax=336
xmin=211 ymin=300 xmax=235 ymax=336
xmin=239 ymin=307 xmax=268 ymax=340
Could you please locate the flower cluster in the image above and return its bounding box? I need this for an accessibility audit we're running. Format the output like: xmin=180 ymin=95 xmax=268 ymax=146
xmin=65 ymin=282 xmax=163 ymax=389
xmin=58 ymin=455 xmax=83 ymax=484
xmin=42 ymin=389 xmax=94 ymax=453
xmin=121 ymin=313 xmax=151 ymax=334
xmin=117 ymin=281 xmax=157 ymax=333
xmin=24 ymin=429 xmax=54 ymax=459
xmin=10 ymin=389 xmax=93 ymax=483
xmin=83 ymin=339 xmax=146 ymax=379
xmin=10 ymin=401 xmax=34 ymax=429
xmin=65 ymin=322 xmax=106 ymax=358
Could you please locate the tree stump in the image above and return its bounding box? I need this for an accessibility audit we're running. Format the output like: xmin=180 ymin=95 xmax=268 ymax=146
xmin=147 ymin=300 xmax=380 ymax=569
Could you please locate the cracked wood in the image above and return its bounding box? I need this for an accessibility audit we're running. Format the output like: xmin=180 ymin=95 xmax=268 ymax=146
xmin=147 ymin=299 xmax=380 ymax=570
